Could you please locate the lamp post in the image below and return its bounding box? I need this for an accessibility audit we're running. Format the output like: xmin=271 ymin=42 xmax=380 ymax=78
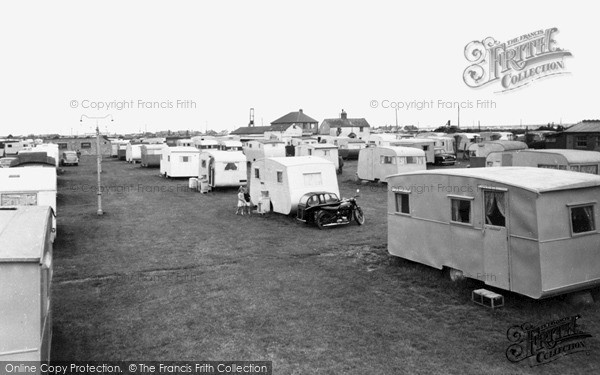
xmin=80 ymin=114 xmax=113 ymax=216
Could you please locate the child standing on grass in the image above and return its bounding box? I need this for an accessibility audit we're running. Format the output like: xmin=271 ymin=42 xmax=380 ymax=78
xmin=236 ymin=186 xmax=246 ymax=215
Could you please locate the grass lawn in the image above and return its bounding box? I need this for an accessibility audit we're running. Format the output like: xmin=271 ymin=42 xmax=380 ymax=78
xmin=50 ymin=156 xmax=600 ymax=374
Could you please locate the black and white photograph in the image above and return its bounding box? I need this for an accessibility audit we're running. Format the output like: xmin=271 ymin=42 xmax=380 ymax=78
xmin=1 ymin=1 xmax=599 ymax=374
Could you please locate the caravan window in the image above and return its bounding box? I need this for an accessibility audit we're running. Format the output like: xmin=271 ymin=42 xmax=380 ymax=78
xmin=254 ymin=168 xmax=260 ymax=179
xmin=201 ymin=160 xmax=206 ymax=168
xmin=225 ymin=163 xmax=237 ymax=171
xmin=308 ymin=149 xmax=312 ymax=156
xmin=276 ymin=171 xmax=283 ymax=183
xmin=422 ymin=146 xmax=429 ymax=151
xmin=395 ymin=193 xmax=410 ymax=214
xmin=579 ymin=165 xmax=599 ymax=175
xmin=81 ymin=142 xmax=91 ymax=149
xmin=181 ymin=156 xmax=189 ymax=162
xmin=406 ymin=156 xmax=423 ymax=164
xmin=484 ymin=191 xmax=506 ymax=227
xmin=58 ymin=143 xmax=68 ymax=149
xmin=538 ymin=164 xmax=566 ymax=170
xmin=451 ymin=199 xmax=471 ymax=224
xmin=570 ymin=165 xmax=580 ymax=172
xmin=380 ymin=155 xmax=395 ymax=164
xmin=303 ymin=172 xmax=322 ymax=186
xmin=570 ymin=205 xmax=595 ymax=234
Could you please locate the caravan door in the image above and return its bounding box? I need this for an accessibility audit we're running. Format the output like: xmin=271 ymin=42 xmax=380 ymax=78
xmin=482 ymin=189 xmax=510 ymax=290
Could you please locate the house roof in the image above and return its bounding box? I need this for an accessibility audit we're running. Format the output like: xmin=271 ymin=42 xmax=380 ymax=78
xmin=321 ymin=118 xmax=371 ymax=128
xmin=231 ymin=126 xmax=272 ymax=135
xmin=271 ymin=110 xmax=318 ymax=124
xmin=0 ymin=206 xmax=52 ymax=262
xmin=387 ymin=167 xmax=600 ymax=194
xmin=165 ymin=146 xmax=200 ymax=153
xmin=564 ymin=120 xmax=600 ymax=133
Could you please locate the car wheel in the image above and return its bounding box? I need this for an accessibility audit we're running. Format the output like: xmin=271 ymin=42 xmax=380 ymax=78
xmin=353 ymin=207 xmax=365 ymax=225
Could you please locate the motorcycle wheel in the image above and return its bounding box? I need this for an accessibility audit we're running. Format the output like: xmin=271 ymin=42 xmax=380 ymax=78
xmin=315 ymin=210 xmax=330 ymax=230
xmin=353 ymin=207 xmax=365 ymax=225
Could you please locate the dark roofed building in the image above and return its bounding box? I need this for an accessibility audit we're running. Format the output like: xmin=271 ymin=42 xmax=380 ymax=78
xmin=231 ymin=126 xmax=272 ymax=137
xmin=319 ymin=110 xmax=371 ymax=139
xmin=271 ymin=109 xmax=318 ymax=135
xmin=546 ymin=120 xmax=600 ymax=151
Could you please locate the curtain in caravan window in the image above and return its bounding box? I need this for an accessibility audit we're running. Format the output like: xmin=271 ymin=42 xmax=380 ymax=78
xmin=484 ymin=191 xmax=506 ymax=227
xmin=579 ymin=165 xmax=598 ymax=174
xmin=224 ymin=162 xmax=237 ymax=170
xmin=303 ymin=172 xmax=323 ymax=186
xmin=397 ymin=156 xmax=406 ymax=165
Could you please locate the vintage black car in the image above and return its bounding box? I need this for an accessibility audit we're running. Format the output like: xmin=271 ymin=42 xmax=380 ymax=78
xmin=296 ymin=190 xmax=365 ymax=229
xmin=434 ymin=150 xmax=456 ymax=166
xmin=296 ymin=191 xmax=341 ymax=224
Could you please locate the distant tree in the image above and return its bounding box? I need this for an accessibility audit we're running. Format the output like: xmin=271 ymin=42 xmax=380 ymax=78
xmin=205 ymin=129 xmax=218 ymax=136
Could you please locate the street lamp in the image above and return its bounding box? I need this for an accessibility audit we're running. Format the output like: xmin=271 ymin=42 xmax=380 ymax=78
xmin=80 ymin=114 xmax=113 ymax=216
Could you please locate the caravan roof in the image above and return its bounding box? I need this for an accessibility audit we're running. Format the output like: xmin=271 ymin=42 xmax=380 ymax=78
xmin=166 ymin=146 xmax=200 ymax=153
xmin=201 ymin=150 xmax=245 ymax=162
xmin=524 ymin=149 xmax=600 ymax=164
xmin=0 ymin=206 xmax=51 ymax=262
xmin=267 ymin=156 xmax=335 ymax=167
xmin=0 ymin=167 xmax=56 ymax=190
xmin=310 ymin=143 xmax=337 ymax=149
xmin=382 ymin=146 xmax=426 ymax=156
xmin=389 ymin=167 xmax=600 ymax=194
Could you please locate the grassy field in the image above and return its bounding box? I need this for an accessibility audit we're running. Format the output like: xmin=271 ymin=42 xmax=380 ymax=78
xmin=51 ymin=156 xmax=600 ymax=374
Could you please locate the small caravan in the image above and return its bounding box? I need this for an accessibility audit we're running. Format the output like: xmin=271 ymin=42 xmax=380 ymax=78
xmin=217 ymin=140 xmax=243 ymax=151
xmin=176 ymin=139 xmax=194 ymax=147
xmin=193 ymin=138 xmax=219 ymax=150
xmin=295 ymin=143 xmax=340 ymax=170
xmin=334 ymin=137 xmax=366 ymax=160
xmin=367 ymin=134 xmax=399 ymax=147
xmin=249 ymin=156 xmax=340 ymax=215
xmin=160 ymin=146 xmax=200 ymax=178
xmin=140 ymin=144 xmax=166 ymax=167
xmin=0 ymin=206 xmax=53 ymax=361
xmin=2 ymin=140 xmax=23 ymax=156
xmin=357 ymin=146 xmax=426 ymax=182
xmin=243 ymin=140 xmax=286 ymax=163
xmin=468 ymin=141 xmax=528 ymax=167
xmin=125 ymin=144 xmax=142 ymax=163
xmin=386 ymin=167 xmax=600 ymax=299
xmin=390 ymin=139 xmax=436 ymax=164
xmin=485 ymin=149 xmax=600 ymax=174
xmin=198 ymin=150 xmax=247 ymax=188
xmin=0 ymin=167 xmax=57 ymax=239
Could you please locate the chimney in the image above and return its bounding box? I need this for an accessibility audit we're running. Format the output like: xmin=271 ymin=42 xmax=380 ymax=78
xmin=340 ymin=109 xmax=347 ymax=120
xmin=299 ymin=109 xmax=303 ymax=114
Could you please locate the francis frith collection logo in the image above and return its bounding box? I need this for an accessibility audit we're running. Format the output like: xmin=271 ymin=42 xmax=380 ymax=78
xmin=463 ymin=27 xmax=572 ymax=92
xmin=505 ymin=315 xmax=592 ymax=366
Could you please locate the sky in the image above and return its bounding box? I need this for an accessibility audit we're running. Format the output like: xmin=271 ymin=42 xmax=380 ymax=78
xmin=1 ymin=1 xmax=598 ymax=136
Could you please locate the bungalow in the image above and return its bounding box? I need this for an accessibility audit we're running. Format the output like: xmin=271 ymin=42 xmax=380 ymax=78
xmin=546 ymin=120 xmax=600 ymax=151
xmin=319 ymin=110 xmax=371 ymax=140
xmin=46 ymin=137 xmax=112 ymax=156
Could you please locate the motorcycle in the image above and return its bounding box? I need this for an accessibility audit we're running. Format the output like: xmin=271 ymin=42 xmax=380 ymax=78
xmin=314 ymin=189 xmax=365 ymax=229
